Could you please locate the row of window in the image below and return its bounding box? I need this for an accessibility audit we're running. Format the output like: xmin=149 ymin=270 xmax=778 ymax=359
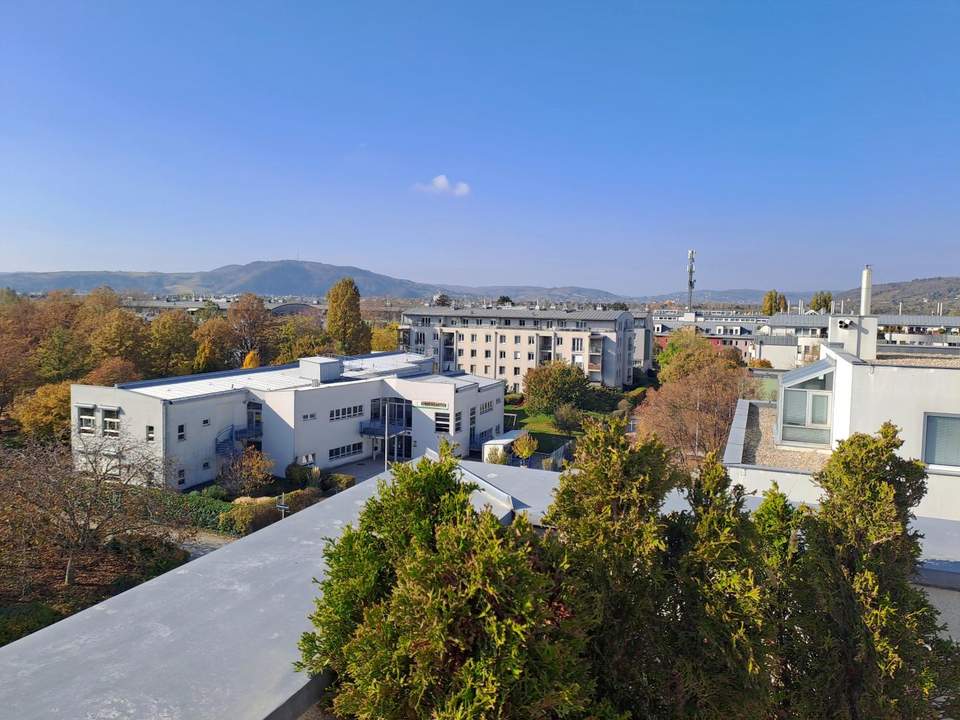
xmin=329 ymin=442 xmax=364 ymax=461
xmin=329 ymin=405 xmax=363 ymax=422
xmin=411 ymin=317 xmax=581 ymax=329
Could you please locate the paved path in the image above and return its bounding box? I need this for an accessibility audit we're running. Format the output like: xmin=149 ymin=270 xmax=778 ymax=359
xmin=180 ymin=530 xmax=236 ymax=560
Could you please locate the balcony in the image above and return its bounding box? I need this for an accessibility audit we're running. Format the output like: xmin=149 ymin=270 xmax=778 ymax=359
xmin=587 ymin=362 xmax=601 ymax=372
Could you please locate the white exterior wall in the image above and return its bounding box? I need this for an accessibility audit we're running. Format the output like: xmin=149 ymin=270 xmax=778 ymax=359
xmin=165 ymin=392 xmax=248 ymax=488
xmin=750 ymin=343 xmax=797 ymax=370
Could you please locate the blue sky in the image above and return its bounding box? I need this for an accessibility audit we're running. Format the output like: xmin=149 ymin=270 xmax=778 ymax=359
xmin=1 ymin=2 xmax=959 ymax=295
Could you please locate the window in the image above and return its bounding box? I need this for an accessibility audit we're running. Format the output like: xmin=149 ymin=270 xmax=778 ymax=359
xmin=479 ymin=400 xmax=494 ymax=414
xmin=555 ymin=337 xmax=563 ymax=346
xmin=330 ymin=405 xmax=363 ymax=421
xmin=781 ymin=373 xmax=832 ymax=445
xmin=178 ymin=424 xmax=186 ymax=441
xmin=484 ymin=365 xmax=490 ymax=374
xmin=484 ymin=350 xmax=491 ymax=358
xmin=145 ymin=425 xmax=155 ymax=442
xmin=299 ymin=452 xmax=316 ymax=465
xmin=514 ymin=335 xmax=520 ymax=344
xmin=435 ymin=412 xmax=450 ymax=433
xmin=202 ymin=418 xmax=210 ymax=426
xmin=527 ymin=352 xmax=534 ymax=361
xmin=528 ymin=336 xmax=536 ymax=345
xmin=455 ymin=411 xmax=462 ymax=432
xmin=469 ymin=364 xmax=476 ymax=373
xmin=177 ymin=469 xmax=185 ymax=486
xmin=329 ymin=443 xmax=363 ymax=461
xmin=499 ymin=334 xmax=506 ymax=343
xmin=457 ymin=348 xmax=464 ymax=357
xmin=519 ymin=319 xmax=526 ymax=327
xmin=499 ymin=350 xmax=506 ymax=359
xmin=513 ymin=367 xmax=520 ymax=375
xmin=202 ymin=461 xmax=210 ymax=470
xmin=513 ymin=351 xmax=520 ymax=360
xmin=457 ymin=333 xmax=464 ymax=341
xmin=470 ymin=349 xmax=477 ymax=357
xmin=925 ymin=415 xmax=960 ymax=467
xmin=485 ymin=334 xmax=492 ymax=342
xmin=498 ymin=366 xmax=505 ymax=375
xmin=78 ymin=407 xmax=95 ymax=434
xmin=102 ymin=409 xmax=120 ymax=436
xmin=572 ymin=338 xmax=583 ymax=352
xmin=302 ymin=412 xmax=317 ymax=421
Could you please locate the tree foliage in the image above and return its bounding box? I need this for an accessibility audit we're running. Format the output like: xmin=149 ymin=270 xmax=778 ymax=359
xmin=192 ymin=317 xmax=237 ymax=373
xmin=370 ymin=323 xmax=399 ymax=352
xmin=10 ymin=381 xmax=72 ymax=439
xmin=523 ymin=361 xmax=590 ymax=415
xmin=217 ymin=446 xmax=273 ymax=496
xmin=88 ymin=308 xmax=150 ymax=371
xmin=298 ymin=447 xmax=607 ymax=719
xmin=809 ymin=290 xmax=833 ymax=313
xmin=761 ymin=290 xmax=789 ymax=316
xmin=326 ymin=278 xmax=372 ymax=355
xmin=148 ymin=310 xmax=197 ymax=377
xmin=228 ymin=293 xmax=271 ymax=361
xmin=553 ymin=402 xmax=583 ymax=433
xmin=512 ymin=431 xmax=539 ymax=465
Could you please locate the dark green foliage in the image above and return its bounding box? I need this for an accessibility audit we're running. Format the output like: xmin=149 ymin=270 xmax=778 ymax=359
xmin=790 ymin=424 xmax=960 ymax=719
xmin=580 ymin=384 xmax=623 ymax=412
xmin=0 ymin=603 xmax=65 ymax=646
xmin=544 ymin=417 xmax=683 ymax=716
xmin=298 ymin=447 xmax=612 ymax=719
xmin=553 ymin=402 xmax=583 ymax=433
xmin=181 ymin=492 xmax=235 ymax=532
xmin=523 ymin=361 xmax=590 ymax=414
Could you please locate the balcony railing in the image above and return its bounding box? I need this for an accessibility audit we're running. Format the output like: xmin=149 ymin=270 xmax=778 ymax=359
xmin=359 ymin=419 xmax=408 ymax=437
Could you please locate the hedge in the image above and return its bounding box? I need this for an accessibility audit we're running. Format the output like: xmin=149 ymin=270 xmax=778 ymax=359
xmin=181 ymin=493 xmax=236 ymax=534
xmin=218 ymin=487 xmax=325 ymax=536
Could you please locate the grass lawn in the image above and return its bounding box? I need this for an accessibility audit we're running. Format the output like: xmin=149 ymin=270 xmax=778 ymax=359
xmin=503 ymin=403 xmax=576 ymax=453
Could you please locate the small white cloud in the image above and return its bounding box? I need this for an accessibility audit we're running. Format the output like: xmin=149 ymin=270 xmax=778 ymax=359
xmin=413 ymin=174 xmax=471 ymax=197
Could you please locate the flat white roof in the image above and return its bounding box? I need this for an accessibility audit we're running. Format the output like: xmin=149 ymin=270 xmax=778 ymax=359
xmin=409 ymin=373 xmax=503 ymax=390
xmin=115 ymin=353 xmax=431 ymax=400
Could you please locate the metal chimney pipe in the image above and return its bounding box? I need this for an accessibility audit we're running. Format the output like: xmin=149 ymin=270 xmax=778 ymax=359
xmin=860 ymin=265 xmax=873 ymax=315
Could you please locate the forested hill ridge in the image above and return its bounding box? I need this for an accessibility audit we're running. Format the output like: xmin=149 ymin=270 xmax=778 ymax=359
xmin=1 ymin=260 xmax=958 ymax=312
xmin=0 ymin=260 xmax=622 ymax=301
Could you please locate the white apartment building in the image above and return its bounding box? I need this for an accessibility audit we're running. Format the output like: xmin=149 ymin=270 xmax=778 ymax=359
xmin=70 ymin=352 xmax=505 ymax=490
xmin=399 ymin=307 xmax=635 ymax=392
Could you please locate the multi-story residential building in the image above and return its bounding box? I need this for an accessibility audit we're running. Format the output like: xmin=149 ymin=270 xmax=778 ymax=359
xmin=70 ymin=351 xmax=505 ymax=490
xmin=399 ymin=307 xmax=635 ymax=391
xmin=632 ymin=311 xmax=655 ymax=376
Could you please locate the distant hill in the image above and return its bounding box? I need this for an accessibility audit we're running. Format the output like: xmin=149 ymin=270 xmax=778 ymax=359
xmin=2 ymin=261 xmax=956 ymax=312
xmin=0 ymin=260 xmax=623 ymax=301
xmin=637 ymin=278 xmax=960 ymax=313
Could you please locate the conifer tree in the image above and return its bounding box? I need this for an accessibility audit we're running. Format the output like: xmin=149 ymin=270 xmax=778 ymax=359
xmin=325 ymin=278 xmax=371 ymax=355
xmin=797 ymin=424 xmax=960 ymax=719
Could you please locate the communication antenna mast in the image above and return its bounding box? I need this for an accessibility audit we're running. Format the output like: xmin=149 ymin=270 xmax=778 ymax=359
xmin=686 ymin=250 xmax=696 ymax=311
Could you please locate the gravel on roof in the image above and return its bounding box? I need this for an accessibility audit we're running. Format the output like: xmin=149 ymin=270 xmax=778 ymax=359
xmin=744 ymin=404 xmax=830 ymax=473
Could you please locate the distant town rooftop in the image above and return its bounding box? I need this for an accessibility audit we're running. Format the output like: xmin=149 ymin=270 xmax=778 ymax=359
xmin=402 ymin=306 xmax=630 ymax=321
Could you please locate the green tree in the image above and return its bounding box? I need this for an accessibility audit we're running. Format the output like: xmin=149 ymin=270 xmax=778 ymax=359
xmin=512 ymin=431 xmax=539 ymax=467
xmin=496 ymin=295 xmax=512 ymax=305
xmin=794 ymin=424 xmax=960 ymax=719
xmin=147 ymin=310 xmax=197 ymax=377
xmin=522 ymin=361 xmax=589 ymax=414
xmin=34 ymin=327 xmax=89 ymax=382
xmin=545 ymin=417 xmax=683 ymax=716
xmin=656 ymin=328 xmax=715 ymax=384
xmin=298 ymin=447 xmax=603 ymax=718
xmin=662 ymin=455 xmax=768 ymax=718
xmin=433 ymin=292 xmax=452 ymax=306
xmin=325 ymin=278 xmax=371 ymax=355
xmin=553 ymin=402 xmax=583 ymax=433
xmin=194 ymin=300 xmax=222 ymax=322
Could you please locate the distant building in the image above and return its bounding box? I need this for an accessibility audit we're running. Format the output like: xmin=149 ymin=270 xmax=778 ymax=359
xmin=121 ymin=298 xmax=326 ymax=320
xmin=70 ymin=352 xmax=505 ymax=490
xmin=399 ymin=306 xmax=635 ymax=391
